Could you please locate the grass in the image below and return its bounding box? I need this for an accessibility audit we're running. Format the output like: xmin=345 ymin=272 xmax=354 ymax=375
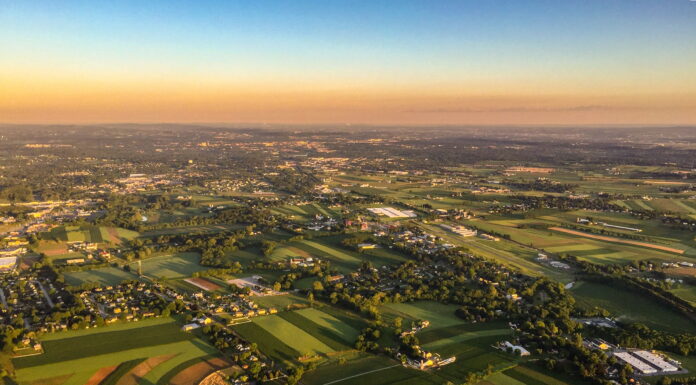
xmin=266 ymin=235 xmax=410 ymax=273
xmin=139 ymin=252 xmax=208 ymax=279
xmin=42 ymin=225 xmax=138 ymax=244
xmin=381 ymin=301 xmax=465 ymax=330
xmin=14 ymin=321 xmax=192 ymax=368
xmin=278 ymin=308 xmax=360 ymax=350
xmin=13 ymin=318 xmax=219 ymax=385
xmin=63 ymin=266 xmax=139 ymax=286
xmin=233 ymin=321 xmax=300 ymax=366
xmin=570 ymin=281 xmax=696 ymax=333
xmin=252 ymin=315 xmax=334 ymax=356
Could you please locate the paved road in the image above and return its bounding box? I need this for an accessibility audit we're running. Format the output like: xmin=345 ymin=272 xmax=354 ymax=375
xmin=36 ymin=281 xmax=55 ymax=307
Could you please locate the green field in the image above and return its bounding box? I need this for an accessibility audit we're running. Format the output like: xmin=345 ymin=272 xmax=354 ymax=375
xmin=42 ymin=225 xmax=139 ymax=244
xmin=570 ymin=281 xmax=696 ymax=333
xmin=266 ymin=236 xmax=410 ymax=273
xmin=381 ymin=301 xmax=465 ymax=330
xmin=301 ymin=321 xmax=516 ymax=385
xmin=271 ymin=203 xmax=342 ymax=222
xmin=139 ymin=252 xmax=208 ymax=279
xmin=14 ymin=317 xmax=219 ymax=385
xmin=64 ymin=266 xmax=139 ymax=286
xmin=233 ymin=307 xmax=363 ymax=366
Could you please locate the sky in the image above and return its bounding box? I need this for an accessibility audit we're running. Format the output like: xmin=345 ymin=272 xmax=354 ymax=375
xmin=1 ymin=0 xmax=696 ymax=125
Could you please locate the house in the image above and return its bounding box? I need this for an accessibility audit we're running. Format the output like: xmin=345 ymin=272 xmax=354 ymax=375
xmin=182 ymin=323 xmax=201 ymax=332
xmin=503 ymin=341 xmax=530 ymax=356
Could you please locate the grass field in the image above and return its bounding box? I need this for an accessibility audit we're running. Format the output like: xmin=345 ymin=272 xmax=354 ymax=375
xmin=42 ymin=225 xmax=139 ymax=244
xmin=63 ymin=266 xmax=139 ymax=286
xmin=301 ymin=321 xmax=517 ymax=385
xmin=570 ymin=281 xmax=696 ymax=333
xmin=381 ymin=301 xmax=465 ymax=330
xmin=139 ymin=252 xmax=208 ymax=279
xmin=266 ymin=235 xmax=410 ymax=273
xmin=14 ymin=317 xmax=219 ymax=385
xmin=233 ymin=306 xmax=363 ymax=366
xmin=271 ymin=203 xmax=342 ymax=222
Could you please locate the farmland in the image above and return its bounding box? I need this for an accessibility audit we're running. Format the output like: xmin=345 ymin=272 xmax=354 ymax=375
xmin=233 ymin=306 xmax=364 ymax=366
xmin=42 ymin=225 xmax=139 ymax=245
xmin=266 ymin=236 xmax=411 ymax=273
xmin=13 ymin=317 xmax=220 ymax=385
xmin=570 ymin=281 xmax=696 ymax=333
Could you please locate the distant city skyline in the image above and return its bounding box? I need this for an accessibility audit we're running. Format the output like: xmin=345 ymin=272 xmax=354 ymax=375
xmin=1 ymin=0 xmax=695 ymax=125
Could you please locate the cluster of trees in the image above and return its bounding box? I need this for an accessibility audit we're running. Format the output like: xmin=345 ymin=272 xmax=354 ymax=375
xmin=200 ymin=324 xmax=283 ymax=383
xmin=355 ymin=326 xmax=381 ymax=352
xmin=265 ymin=169 xmax=319 ymax=195
xmin=0 ymin=184 xmax=34 ymax=202
xmin=593 ymin=323 xmax=696 ymax=356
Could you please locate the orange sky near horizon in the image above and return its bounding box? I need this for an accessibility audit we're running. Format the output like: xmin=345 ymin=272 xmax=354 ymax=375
xmin=2 ymin=73 xmax=695 ymax=125
xmin=2 ymin=1 xmax=696 ymax=126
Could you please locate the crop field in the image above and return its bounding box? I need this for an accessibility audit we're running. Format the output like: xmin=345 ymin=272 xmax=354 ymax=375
xmin=549 ymin=227 xmax=685 ymax=254
xmin=139 ymin=252 xmax=207 ymax=279
xmin=278 ymin=307 xmax=361 ymax=350
xmin=271 ymin=203 xmax=342 ymax=222
xmin=381 ymin=301 xmax=465 ymax=329
xmin=43 ymin=225 xmax=139 ymax=244
xmin=233 ymin=307 xmax=363 ymax=366
xmin=13 ymin=317 xmax=220 ymax=385
xmin=463 ymin=218 xmax=695 ymax=265
xmin=64 ymin=266 xmax=139 ymax=286
xmin=669 ymin=286 xmax=696 ymax=305
xmin=570 ymin=281 xmax=696 ymax=333
xmin=267 ymin=236 xmax=410 ymax=273
xmin=485 ymin=364 xmax=591 ymax=385
xmin=140 ymin=223 xmax=244 ymax=237
xmin=614 ymin=198 xmax=696 ymax=215
xmin=301 ymin=321 xmax=517 ymax=385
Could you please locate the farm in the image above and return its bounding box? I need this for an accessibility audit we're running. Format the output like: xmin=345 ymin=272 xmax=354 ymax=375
xmin=265 ymin=235 xmax=410 ymax=273
xmin=232 ymin=306 xmax=364 ymax=366
xmin=13 ymin=318 xmax=221 ymax=385
xmin=569 ymin=281 xmax=696 ymax=333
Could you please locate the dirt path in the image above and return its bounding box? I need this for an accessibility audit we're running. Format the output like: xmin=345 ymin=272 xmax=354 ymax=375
xmin=549 ymin=227 xmax=685 ymax=254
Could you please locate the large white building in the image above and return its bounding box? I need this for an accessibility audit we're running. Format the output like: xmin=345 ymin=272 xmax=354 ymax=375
xmin=631 ymin=350 xmax=678 ymax=372
xmin=614 ymin=352 xmax=657 ymax=374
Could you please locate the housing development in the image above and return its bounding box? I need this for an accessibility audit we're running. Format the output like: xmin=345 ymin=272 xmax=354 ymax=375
xmin=0 ymin=125 xmax=694 ymax=385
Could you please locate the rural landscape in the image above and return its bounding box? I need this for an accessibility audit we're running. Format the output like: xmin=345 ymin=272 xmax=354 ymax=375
xmin=2 ymin=1 xmax=696 ymax=384
xmin=0 ymin=125 xmax=694 ymax=385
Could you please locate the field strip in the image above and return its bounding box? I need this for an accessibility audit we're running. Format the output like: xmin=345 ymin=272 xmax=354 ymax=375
xmin=422 ymin=329 xmax=510 ymax=350
xmin=319 ymin=364 xmax=401 ymax=385
xmin=549 ymin=227 xmax=685 ymax=254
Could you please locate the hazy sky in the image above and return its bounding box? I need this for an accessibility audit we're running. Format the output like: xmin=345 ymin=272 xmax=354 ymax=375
xmin=1 ymin=0 xmax=695 ymax=125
